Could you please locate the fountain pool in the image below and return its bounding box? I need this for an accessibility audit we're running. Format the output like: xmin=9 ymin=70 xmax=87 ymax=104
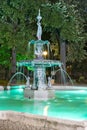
xmin=0 ymin=86 xmax=87 ymax=121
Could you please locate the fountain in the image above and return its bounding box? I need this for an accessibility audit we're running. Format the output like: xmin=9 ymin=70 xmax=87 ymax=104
xmin=17 ymin=10 xmax=62 ymax=100
xmin=1 ymin=10 xmax=87 ymax=130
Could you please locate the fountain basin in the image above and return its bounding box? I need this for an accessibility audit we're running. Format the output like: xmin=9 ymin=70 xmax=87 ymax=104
xmin=24 ymin=88 xmax=55 ymax=100
xmin=1 ymin=86 xmax=87 ymax=121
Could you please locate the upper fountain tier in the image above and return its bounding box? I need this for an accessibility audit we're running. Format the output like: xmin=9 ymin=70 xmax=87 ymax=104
xmin=17 ymin=10 xmax=62 ymax=68
xmin=28 ymin=9 xmax=50 ymax=60
xmin=28 ymin=39 xmax=50 ymax=60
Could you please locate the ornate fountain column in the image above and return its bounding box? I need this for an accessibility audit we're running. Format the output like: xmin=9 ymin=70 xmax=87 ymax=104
xmin=32 ymin=9 xmax=47 ymax=90
xmin=33 ymin=67 xmax=47 ymax=90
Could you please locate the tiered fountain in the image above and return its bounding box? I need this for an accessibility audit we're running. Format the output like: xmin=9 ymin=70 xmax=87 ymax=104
xmin=1 ymin=11 xmax=87 ymax=130
xmin=17 ymin=10 xmax=62 ymax=100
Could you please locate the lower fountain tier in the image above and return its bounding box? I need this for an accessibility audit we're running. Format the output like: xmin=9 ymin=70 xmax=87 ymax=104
xmin=17 ymin=60 xmax=62 ymax=68
xmin=24 ymin=88 xmax=55 ymax=100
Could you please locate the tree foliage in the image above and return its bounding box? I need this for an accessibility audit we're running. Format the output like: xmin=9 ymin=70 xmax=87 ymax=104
xmin=0 ymin=44 xmax=11 ymax=67
xmin=41 ymin=0 xmax=87 ymax=62
xmin=0 ymin=0 xmax=87 ymax=67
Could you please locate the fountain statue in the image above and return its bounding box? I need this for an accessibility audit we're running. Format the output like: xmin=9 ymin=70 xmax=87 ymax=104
xmin=48 ymin=77 xmax=52 ymax=88
xmin=17 ymin=10 xmax=62 ymax=100
xmin=26 ymin=76 xmax=31 ymax=88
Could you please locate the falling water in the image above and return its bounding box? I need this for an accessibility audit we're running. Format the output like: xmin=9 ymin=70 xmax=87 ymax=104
xmin=51 ymin=67 xmax=73 ymax=86
xmin=7 ymin=72 xmax=27 ymax=86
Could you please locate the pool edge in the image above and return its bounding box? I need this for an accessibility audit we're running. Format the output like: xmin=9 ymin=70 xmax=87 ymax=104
xmin=0 ymin=111 xmax=87 ymax=130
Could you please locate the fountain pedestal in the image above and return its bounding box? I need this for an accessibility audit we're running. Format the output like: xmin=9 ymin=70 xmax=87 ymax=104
xmin=32 ymin=67 xmax=47 ymax=90
xmin=24 ymin=88 xmax=55 ymax=100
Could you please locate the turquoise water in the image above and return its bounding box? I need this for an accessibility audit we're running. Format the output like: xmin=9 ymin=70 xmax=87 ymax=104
xmin=0 ymin=88 xmax=87 ymax=120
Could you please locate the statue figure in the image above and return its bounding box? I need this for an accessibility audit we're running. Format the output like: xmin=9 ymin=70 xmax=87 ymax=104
xmin=36 ymin=9 xmax=42 ymax=40
xmin=34 ymin=44 xmax=43 ymax=59
xmin=48 ymin=77 xmax=52 ymax=88
xmin=26 ymin=76 xmax=31 ymax=89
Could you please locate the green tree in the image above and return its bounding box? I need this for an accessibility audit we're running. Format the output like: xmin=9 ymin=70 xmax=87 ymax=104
xmin=0 ymin=0 xmax=86 ymax=78
xmin=41 ymin=1 xmax=86 ymax=65
xmin=0 ymin=0 xmax=47 ymax=76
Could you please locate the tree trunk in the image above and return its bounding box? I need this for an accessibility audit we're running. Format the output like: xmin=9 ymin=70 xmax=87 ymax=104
xmin=60 ymin=40 xmax=66 ymax=71
xmin=11 ymin=47 xmax=16 ymax=76
xmin=55 ymin=29 xmax=66 ymax=85
xmin=55 ymin=28 xmax=66 ymax=71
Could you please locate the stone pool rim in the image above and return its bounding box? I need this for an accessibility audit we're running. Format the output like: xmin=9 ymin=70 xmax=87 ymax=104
xmin=0 ymin=111 xmax=87 ymax=130
xmin=1 ymin=85 xmax=87 ymax=91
